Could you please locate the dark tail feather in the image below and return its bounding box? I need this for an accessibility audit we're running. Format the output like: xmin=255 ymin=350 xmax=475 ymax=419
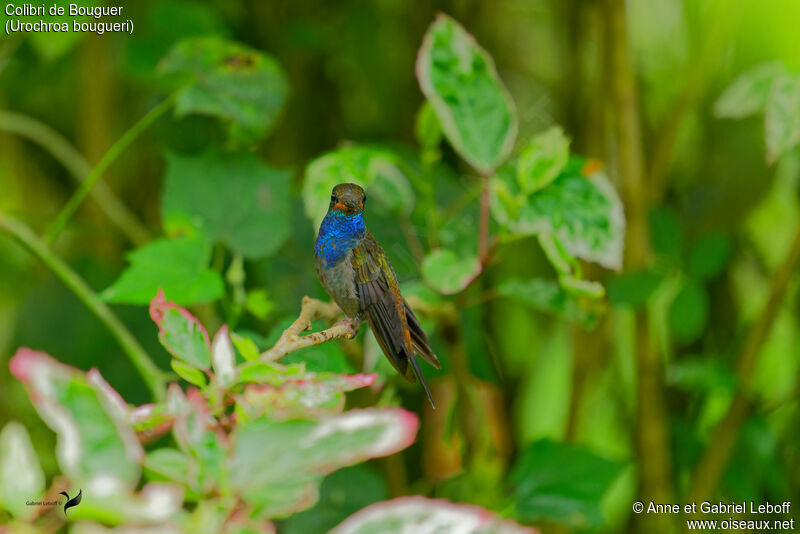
xmin=404 ymin=301 xmax=441 ymax=369
xmin=408 ymin=353 xmax=436 ymax=410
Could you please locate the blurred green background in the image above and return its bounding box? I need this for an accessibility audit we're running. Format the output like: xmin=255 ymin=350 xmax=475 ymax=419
xmin=1 ymin=0 xmax=799 ymax=533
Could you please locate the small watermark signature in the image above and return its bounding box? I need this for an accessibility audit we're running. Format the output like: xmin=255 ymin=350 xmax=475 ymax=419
xmin=26 ymin=489 xmax=82 ymax=516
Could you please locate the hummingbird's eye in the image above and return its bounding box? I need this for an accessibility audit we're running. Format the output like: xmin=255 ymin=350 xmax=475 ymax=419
xmin=330 ymin=194 xmax=337 ymax=202
xmin=362 ymin=195 xmax=366 ymax=204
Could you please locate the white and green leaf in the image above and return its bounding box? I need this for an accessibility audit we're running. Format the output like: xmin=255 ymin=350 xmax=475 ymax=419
xmin=230 ymin=409 xmax=417 ymax=518
xmin=416 ymin=14 xmax=517 ymax=173
xmin=331 ymin=497 xmax=537 ymax=534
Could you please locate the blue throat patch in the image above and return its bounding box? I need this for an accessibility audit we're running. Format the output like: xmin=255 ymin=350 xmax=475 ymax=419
xmin=315 ymin=210 xmax=366 ymax=268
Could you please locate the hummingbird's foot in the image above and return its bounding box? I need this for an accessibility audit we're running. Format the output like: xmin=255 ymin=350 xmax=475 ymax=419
xmin=333 ymin=317 xmax=359 ymax=339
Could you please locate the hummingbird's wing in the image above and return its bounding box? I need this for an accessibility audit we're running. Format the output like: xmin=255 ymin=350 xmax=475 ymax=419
xmin=351 ymin=233 xmax=437 ymax=408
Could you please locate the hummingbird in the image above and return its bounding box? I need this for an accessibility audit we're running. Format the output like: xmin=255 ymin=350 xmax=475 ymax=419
xmin=314 ymin=183 xmax=441 ymax=408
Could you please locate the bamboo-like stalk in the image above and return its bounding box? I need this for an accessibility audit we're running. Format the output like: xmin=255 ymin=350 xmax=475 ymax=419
xmin=605 ymin=2 xmax=673 ymax=533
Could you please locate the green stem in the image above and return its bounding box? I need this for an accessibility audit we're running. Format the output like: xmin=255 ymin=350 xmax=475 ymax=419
xmin=686 ymin=222 xmax=800 ymax=511
xmin=0 ymin=110 xmax=151 ymax=246
xmin=46 ymin=93 xmax=177 ymax=243
xmin=606 ymin=0 xmax=673 ymax=530
xmin=478 ymin=174 xmax=491 ymax=262
xmin=0 ymin=211 xmax=168 ymax=400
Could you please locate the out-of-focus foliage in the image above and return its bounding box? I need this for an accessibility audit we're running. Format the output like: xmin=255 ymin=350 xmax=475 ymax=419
xmin=511 ymin=439 xmax=626 ymax=529
xmin=101 ymin=238 xmax=224 ymax=305
xmin=416 ymin=13 xmax=517 ymax=174
xmin=162 ymin=150 xmax=292 ymax=258
xmin=159 ymin=36 xmax=289 ymax=144
xmin=2 ymin=295 xmax=439 ymax=531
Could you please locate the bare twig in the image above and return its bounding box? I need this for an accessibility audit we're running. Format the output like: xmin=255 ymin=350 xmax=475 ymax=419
xmin=686 ymin=223 xmax=800 ymax=510
xmin=260 ymin=297 xmax=357 ymax=362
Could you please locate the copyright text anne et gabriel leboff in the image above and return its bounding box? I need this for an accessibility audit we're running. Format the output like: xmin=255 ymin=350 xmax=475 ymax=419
xmin=633 ymin=500 xmax=795 ymax=530
xmin=638 ymin=500 xmax=792 ymax=515
xmin=4 ymin=3 xmax=133 ymax=36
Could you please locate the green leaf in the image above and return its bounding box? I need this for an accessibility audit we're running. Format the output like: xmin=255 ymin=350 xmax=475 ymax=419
xmin=492 ymin=159 xmax=625 ymax=270
xmin=239 ymin=373 xmax=375 ymax=420
xmin=517 ymin=126 xmax=570 ymax=194
xmin=167 ymin=385 xmax=228 ymax=495
xmin=245 ymin=289 xmax=275 ymax=320
xmin=496 ymin=278 xmax=601 ymax=327
xmin=510 ymin=439 xmax=624 ymax=529
xmin=171 ymin=359 xmax=207 ymax=387
xmin=0 ymin=422 xmax=45 ymax=518
xmin=282 ymin=466 xmax=388 ymax=534
xmin=150 ymin=290 xmax=212 ymax=368
xmin=302 ymin=146 xmax=415 ymax=228
xmin=416 ymin=14 xmax=517 ymax=173
xmin=162 ymin=150 xmax=292 ymax=259
xmin=649 ymin=206 xmax=683 ymax=258
xmin=559 ymin=276 xmax=605 ymax=299
xmin=237 ymin=361 xmax=282 ymax=383
xmin=282 ymin=340 xmax=355 ymax=374
xmin=158 ymin=36 xmax=289 ymax=143
xmin=421 ymin=248 xmax=481 ymax=295
xmin=714 ymin=61 xmax=783 ymax=119
xmin=607 ymin=270 xmax=663 ymax=308
xmin=669 ymin=282 xmax=709 ymax=345
xmin=230 ymin=408 xmax=417 ymax=517
xmin=231 ymin=332 xmax=261 ymax=362
xmin=101 ymin=237 xmax=224 ymax=306
xmin=9 ymin=350 xmax=142 ymax=489
xmin=688 ymin=233 xmax=732 ymax=281
xmin=765 ymin=72 xmax=800 ymax=163
xmin=331 ymin=497 xmax=534 ymax=534
xmin=537 ymin=232 xmax=574 ymax=276
xmin=143 ymin=448 xmax=191 ymax=484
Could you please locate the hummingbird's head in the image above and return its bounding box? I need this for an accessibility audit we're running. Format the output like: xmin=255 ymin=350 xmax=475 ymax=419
xmin=329 ymin=183 xmax=366 ymax=216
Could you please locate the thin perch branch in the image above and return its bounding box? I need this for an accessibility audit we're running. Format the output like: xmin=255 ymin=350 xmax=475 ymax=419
xmin=260 ymin=297 xmax=357 ymax=362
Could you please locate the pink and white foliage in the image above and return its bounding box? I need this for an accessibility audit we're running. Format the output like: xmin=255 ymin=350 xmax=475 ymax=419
xmin=149 ymin=289 xmax=211 ymax=369
xmin=9 ymin=348 xmax=142 ymax=490
xmin=229 ymin=408 xmax=418 ymax=518
xmin=331 ymin=496 xmax=540 ymax=534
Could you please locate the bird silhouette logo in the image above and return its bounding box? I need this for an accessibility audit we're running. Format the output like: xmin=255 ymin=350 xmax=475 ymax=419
xmin=59 ymin=489 xmax=82 ymax=516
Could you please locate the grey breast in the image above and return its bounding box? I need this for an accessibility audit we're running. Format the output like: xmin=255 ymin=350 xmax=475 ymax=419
xmin=316 ymin=249 xmax=360 ymax=318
